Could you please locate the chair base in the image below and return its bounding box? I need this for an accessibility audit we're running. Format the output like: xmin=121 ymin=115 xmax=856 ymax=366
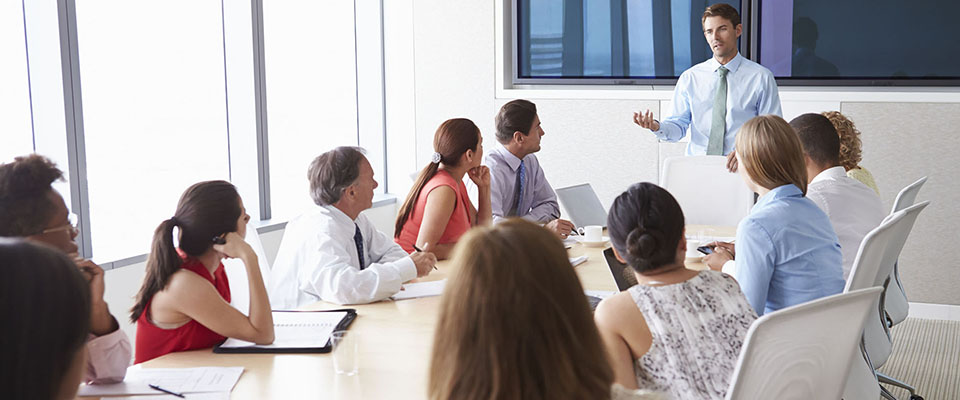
xmin=878 ymin=372 xmax=923 ymax=400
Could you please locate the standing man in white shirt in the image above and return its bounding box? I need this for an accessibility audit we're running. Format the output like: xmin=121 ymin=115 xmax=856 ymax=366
xmin=633 ymin=3 xmax=781 ymax=170
xmin=269 ymin=147 xmax=436 ymax=308
xmin=485 ymin=99 xmax=574 ymax=238
xmin=791 ymin=113 xmax=885 ymax=279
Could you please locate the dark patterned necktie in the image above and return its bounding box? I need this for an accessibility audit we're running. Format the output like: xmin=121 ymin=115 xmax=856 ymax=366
xmin=354 ymin=224 xmax=365 ymax=270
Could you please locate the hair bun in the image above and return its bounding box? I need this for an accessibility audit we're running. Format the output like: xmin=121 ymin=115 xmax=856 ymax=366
xmin=625 ymin=228 xmax=661 ymax=260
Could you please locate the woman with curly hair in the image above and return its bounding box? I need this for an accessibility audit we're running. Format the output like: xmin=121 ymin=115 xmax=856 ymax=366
xmin=822 ymin=111 xmax=880 ymax=194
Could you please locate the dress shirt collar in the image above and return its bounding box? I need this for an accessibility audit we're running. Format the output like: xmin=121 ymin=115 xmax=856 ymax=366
xmin=810 ymin=166 xmax=848 ymax=185
xmin=321 ymin=204 xmax=357 ymax=225
xmin=754 ymin=183 xmax=803 ymax=210
xmin=494 ymin=144 xmax=524 ymax=171
xmin=708 ymin=52 xmax=744 ymax=74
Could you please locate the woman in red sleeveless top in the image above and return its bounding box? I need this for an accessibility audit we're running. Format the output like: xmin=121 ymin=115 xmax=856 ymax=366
xmin=131 ymin=181 xmax=274 ymax=363
xmin=395 ymin=118 xmax=492 ymax=259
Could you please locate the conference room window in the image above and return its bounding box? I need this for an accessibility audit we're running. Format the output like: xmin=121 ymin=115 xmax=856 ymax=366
xmin=74 ymin=1 xmax=232 ymax=261
xmin=0 ymin=0 xmax=34 ymax=162
xmin=516 ymin=0 xmax=740 ymax=83
xmin=263 ymin=0 xmax=365 ymax=220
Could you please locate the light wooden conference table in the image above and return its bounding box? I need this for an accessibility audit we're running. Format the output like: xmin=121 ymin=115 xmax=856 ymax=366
xmin=114 ymin=225 xmax=735 ymax=399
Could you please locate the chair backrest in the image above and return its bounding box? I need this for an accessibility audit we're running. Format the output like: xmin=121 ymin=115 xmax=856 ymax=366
xmin=725 ymin=287 xmax=883 ymax=400
xmin=891 ymin=176 xmax=927 ymax=213
xmin=660 ymin=155 xmax=753 ymax=227
xmin=885 ymin=179 xmax=928 ymax=325
xmin=866 ymin=201 xmax=929 ymax=367
xmin=844 ymin=211 xmax=904 ymax=293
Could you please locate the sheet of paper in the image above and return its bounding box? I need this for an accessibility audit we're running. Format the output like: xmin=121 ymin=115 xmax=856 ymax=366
xmin=77 ymin=367 xmax=243 ymax=396
xmin=109 ymin=392 xmax=230 ymax=400
xmin=219 ymin=311 xmax=348 ymax=349
xmin=585 ymin=290 xmax=616 ymax=299
xmin=562 ymin=236 xmax=577 ymax=248
xmin=391 ymin=279 xmax=446 ymax=300
xmin=569 ymin=255 xmax=588 ymax=266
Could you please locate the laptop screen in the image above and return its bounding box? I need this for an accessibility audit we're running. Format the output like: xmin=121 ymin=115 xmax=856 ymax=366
xmin=603 ymin=247 xmax=638 ymax=291
xmin=556 ymin=183 xmax=607 ymax=228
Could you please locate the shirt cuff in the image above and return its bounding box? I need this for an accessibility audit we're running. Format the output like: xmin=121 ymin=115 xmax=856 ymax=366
xmin=85 ymin=328 xmax=131 ymax=384
xmin=721 ymin=260 xmax=737 ymax=276
xmin=397 ymin=256 xmax=417 ymax=282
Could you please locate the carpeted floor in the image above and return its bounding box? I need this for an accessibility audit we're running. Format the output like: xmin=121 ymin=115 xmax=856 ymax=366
xmin=877 ymin=318 xmax=960 ymax=399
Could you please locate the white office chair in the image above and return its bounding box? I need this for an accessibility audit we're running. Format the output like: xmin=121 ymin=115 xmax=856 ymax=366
xmin=224 ymin=226 xmax=273 ymax=315
xmin=841 ymin=208 xmax=902 ymax=400
xmin=725 ymin=287 xmax=883 ymax=400
xmin=872 ymin=202 xmax=929 ymax=400
xmin=884 ymin=177 xmax=928 ymax=326
xmin=842 ymin=203 xmax=929 ymax=400
xmin=660 ymin=155 xmax=753 ymax=227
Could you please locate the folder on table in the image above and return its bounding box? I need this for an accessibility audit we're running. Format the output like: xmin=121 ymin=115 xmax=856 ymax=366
xmin=214 ymin=309 xmax=356 ymax=354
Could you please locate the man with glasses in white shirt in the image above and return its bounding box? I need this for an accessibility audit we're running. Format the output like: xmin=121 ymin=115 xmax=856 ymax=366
xmin=790 ymin=113 xmax=885 ymax=279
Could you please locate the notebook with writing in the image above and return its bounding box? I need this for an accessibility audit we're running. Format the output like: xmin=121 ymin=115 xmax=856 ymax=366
xmin=214 ymin=309 xmax=357 ymax=354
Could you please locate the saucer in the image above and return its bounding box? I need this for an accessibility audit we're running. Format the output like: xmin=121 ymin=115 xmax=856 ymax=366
xmin=576 ymin=236 xmax=609 ymax=247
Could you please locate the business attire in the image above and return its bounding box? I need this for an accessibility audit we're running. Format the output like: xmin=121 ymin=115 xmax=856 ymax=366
xmin=84 ymin=328 xmax=131 ymax=383
xmin=485 ymin=145 xmax=560 ymax=223
xmin=807 ymin=167 xmax=886 ymax=279
xmin=395 ymin=170 xmax=474 ymax=252
xmin=653 ymin=53 xmax=782 ymax=156
xmin=269 ymin=205 xmax=417 ymax=308
xmin=734 ymin=184 xmax=844 ymax=316
xmin=630 ymin=270 xmax=757 ymax=399
xmin=847 ymin=166 xmax=880 ymax=195
xmin=135 ymin=258 xmax=230 ymax=363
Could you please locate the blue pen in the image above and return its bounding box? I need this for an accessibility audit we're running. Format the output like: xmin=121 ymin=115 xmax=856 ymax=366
xmin=149 ymin=384 xmax=186 ymax=398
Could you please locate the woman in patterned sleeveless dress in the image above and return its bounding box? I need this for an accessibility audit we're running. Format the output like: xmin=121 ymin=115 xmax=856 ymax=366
xmin=594 ymin=182 xmax=757 ymax=399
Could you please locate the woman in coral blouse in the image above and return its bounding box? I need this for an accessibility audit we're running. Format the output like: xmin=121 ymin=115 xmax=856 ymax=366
xmin=131 ymin=180 xmax=274 ymax=363
xmin=395 ymin=118 xmax=492 ymax=259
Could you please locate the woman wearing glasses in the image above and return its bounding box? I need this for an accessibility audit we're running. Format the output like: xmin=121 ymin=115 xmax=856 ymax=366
xmin=0 ymin=154 xmax=131 ymax=384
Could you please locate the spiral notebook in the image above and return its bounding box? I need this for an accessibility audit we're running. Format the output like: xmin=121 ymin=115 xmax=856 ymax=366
xmin=214 ymin=309 xmax=356 ymax=353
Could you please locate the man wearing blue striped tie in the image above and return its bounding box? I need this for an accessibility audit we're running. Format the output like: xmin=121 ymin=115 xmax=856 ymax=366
xmin=633 ymin=3 xmax=781 ymax=171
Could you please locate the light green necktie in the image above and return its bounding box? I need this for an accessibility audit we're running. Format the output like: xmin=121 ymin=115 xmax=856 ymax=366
xmin=707 ymin=66 xmax=729 ymax=155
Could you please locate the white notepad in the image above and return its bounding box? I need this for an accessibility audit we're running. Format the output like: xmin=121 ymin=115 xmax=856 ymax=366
xmin=218 ymin=310 xmax=352 ymax=350
xmin=569 ymin=255 xmax=588 ymax=266
xmin=391 ymin=279 xmax=447 ymax=300
xmin=77 ymin=366 xmax=243 ymax=396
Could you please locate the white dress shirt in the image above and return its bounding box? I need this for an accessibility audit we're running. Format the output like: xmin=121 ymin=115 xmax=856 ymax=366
xmin=806 ymin=166 xmax=886 ymax=279
xmin=268 ymin=205 xmax=417 ymax=308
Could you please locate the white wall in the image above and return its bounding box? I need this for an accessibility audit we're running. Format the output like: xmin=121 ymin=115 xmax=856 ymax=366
xmin=389 ymin=0 xmax=960 ymax=305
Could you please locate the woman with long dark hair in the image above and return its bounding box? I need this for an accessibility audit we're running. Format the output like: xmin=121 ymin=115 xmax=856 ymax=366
xmin=0 ymin=239 xmax=91 ymax=400
xmin=429 ymin=220 xmax=659 ymax=400
xmin=131 ymin=180 xmax=273 ymax=363
xmin=395 ymin=118 xmax=492 ymax=259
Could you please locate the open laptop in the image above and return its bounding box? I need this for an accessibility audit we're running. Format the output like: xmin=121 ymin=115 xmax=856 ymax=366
xmin=555 ymin=183 xmax=608 ymax=229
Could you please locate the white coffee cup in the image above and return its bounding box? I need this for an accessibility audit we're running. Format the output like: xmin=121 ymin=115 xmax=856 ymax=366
xmin=584 ymin=225 xmax=603 ymax=242
xmin=686 ymin=239 xmax=701 ymax=258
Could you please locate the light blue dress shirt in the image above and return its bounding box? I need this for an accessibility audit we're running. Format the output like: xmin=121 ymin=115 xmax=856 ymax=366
xmin=654 ymin=53 xmax=782 ymax=156
xmin=734 ymin=184 xmax=844 ymax=316
xmin=484 ymin=145 xmax=560 ymax=223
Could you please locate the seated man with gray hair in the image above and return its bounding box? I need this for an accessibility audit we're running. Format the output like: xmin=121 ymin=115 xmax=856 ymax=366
xmin=269 ymin=147 xmax=436 ymax=307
